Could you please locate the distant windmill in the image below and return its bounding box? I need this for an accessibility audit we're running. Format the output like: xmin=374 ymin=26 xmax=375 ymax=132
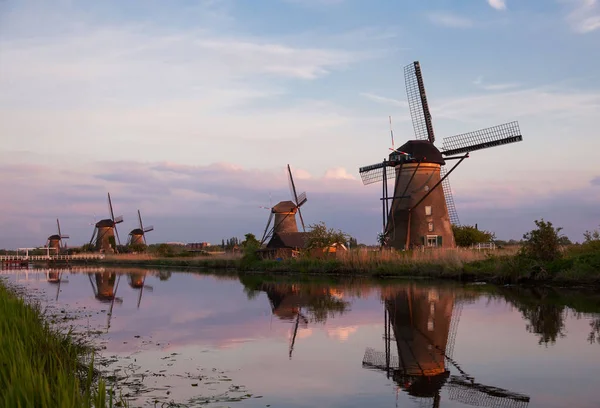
xmin=260 ymin=164 xmax=308 ymax=245
xmin=89 ymin=193 xmax=124 ymax=253
xmin=128 ymin=210 xmax=154 ymax=246
xmin=46 ymin=218 xmax=69 ymax=252
xmin=359 ymin=61 xmax=523 ymax=250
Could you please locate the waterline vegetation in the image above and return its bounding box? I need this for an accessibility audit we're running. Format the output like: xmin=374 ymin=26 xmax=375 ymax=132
xmin=0 ymin=280 xmax=126 ymax=407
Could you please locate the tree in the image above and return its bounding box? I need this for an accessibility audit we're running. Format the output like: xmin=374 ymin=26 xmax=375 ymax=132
xmin=241 ymin=233 xmax=261 ymax=263
xmin=306 ymin=222 xmax=349 ymax=250
xmin=583 ymin=226 xmax=600 ymax=243
xmin=348 ymin=237 xmax=358 ymax=248
xmin=376 ymin=232 xmax=388 ymax=247
xmin=452 ymin=225 xmax=495 ymax=247
xmin=521 ymin=219 xmax=564 ymax=262
xmin=81 ymin=243 xmax=96 ymax=253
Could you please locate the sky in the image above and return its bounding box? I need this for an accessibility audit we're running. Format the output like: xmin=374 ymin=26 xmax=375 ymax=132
xmin=1 ymin=0 xmax=599 ymax=248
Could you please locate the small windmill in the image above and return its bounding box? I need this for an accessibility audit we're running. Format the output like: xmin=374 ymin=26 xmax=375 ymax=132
xmin=46 ymin=218 xmax=69 ymax=252
xmin=128 ymin=210 xmax=154 ymax=246
xmin=89 ymin=193 xmax=124 ymax=253
xmin=259 ymin=164 xmax=308 ymax=245
xmin=359 ymin=61 xmax=523 ymax=250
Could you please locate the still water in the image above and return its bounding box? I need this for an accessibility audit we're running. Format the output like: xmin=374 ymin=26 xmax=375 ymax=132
xmin=2 ymin=267 xmax=600 ymax=408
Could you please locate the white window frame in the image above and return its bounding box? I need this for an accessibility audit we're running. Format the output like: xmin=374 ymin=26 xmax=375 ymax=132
xmin=426 ymin=235 xmax=438 ymax=247
xmin=425 ymin=206 xmax=432 ymax=216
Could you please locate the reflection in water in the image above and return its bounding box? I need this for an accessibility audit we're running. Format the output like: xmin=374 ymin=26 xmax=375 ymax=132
xmin=241 ymin=279 xmax=350 ymax=359
xmin=363 ymin=285 xmax=530 ymax=408
xmin=127 ymin=271 xmax=153 ymax=308
xmin=88 ymin=270 xmax=124 ymax=330
xmin=589 ymin=318 xmax=600 ymax=344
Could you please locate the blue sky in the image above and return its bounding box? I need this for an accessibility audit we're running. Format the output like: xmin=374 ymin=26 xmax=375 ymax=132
xmin=0 ymin=0 xmax=599 ymax=247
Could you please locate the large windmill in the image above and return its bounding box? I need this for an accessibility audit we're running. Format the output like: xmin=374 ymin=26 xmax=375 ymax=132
xmin=128 ymin=210 xmax=154 ymax=246
xmin=46 ymin=218 xmax=69 ymax=252
xmin=359 ymin=61 xmax=523 ymax=250
xmin=362 ymin=285 xmax=530 ymax=408
xmin=89 ymin=193 xmax=124 ymax=253
xmin=259 ymin=164 xmax=308 ymax=247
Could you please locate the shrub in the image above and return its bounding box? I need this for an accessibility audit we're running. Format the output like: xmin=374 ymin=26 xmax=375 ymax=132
xmin=452 ymin=225 xmax=495 ymax=247
xmin=521 ymin=219 xmax=564 ymax=262
xmin=306 ymin=222 xmax=349 ymax=250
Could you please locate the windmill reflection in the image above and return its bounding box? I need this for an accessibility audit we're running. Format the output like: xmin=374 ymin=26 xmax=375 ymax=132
xmin=88 ymin=270 xmax=123 ymax=331
xmin=363 ymin=285 xmax=530 ymax=408
xmin=127 ymin=270 xmax=153 ymax=308
xmin=47 ymin=269 xmax=68 ymax=301
xmin=243 ymin=280 xmax=349 ymax=359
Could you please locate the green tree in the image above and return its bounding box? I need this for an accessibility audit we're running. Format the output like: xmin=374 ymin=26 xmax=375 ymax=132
xmin=81 ymin=243 xmax=96 ymax=253
xmin=241 ymin=233 xmax=261 ymax=264
xmin=376 ymin=232 xmax=388 ymax=247
xmin=348 ymin=237 xmax=358 ymax=248
xmin=306 ymin=222 xmax=349 ymax=250
xmin=129 ymin=243 xmax=147 ymax=253
xmin=521 ymin=219 xmax=564 ymax=262
xmin=583 ymin=226 xmax=600 ymax=243
xmin=452 ymin=225 xmax=495 ymax=247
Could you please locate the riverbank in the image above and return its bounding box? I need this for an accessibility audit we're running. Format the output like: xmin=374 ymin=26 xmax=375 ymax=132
xmin=0 ymin=279 xmax=125 ymax=407
xmin=67 ymin=244 xmax=600 ymax=286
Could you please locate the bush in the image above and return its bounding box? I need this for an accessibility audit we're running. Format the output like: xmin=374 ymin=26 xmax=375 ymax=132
xmin=306 ymin=222 xmax=349 ymax=250
xmin=452 ymin=225 xmax=495 ymax=247
xmin=521 ymin=219 xmax=564 ymax=262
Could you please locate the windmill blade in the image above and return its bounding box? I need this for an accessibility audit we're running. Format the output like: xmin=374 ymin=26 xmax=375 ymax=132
xmin=143 ymin=225 xmax=154 ymax=233
xmin=108 ymin=193 xmax=115 ymax=222
xmin=359 ymin=162 xmax=396 ymax=185
xmin=89 ymin=228 xmax=97 ymax=245
xmin=114 ymin=225 xmax=121 ymax=247
xmin=287 ymin=164 xmax=301 ymax=205
xmin=138 ymin=209 xmax=144 ymax=230
xmin=447 ymin=376 xmax=530 ymax=408
xmin=442 ymin=121 xmax=522 ymax=156
xmin=297 ymin=205 xmax=306 ymax=232
xmin=57 ymin=218 xmax=62 ymax=237
xmin=440 ymin=166 xmax=460 ymax=226
xmin=113 ymin=215 xmax=124 ymax=224
xmin=404 ymin=61 xmax=435 ymax=143
xmin=296 ymin=192 xmax=307 ymax=207
xmin=260 ymin=212 xmax=275 ymax=244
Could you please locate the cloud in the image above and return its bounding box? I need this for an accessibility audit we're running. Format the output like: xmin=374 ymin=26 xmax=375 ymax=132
xmin=473 ymin=76 xmax=520 ymax=91
xmin=360 ymin=92 xmax=407 ymax=108
xmin=427 ymin=12 xmax=474 ymax=28
xmin=488 ymin=0 xmax=507 ymax=10
xmin=564 ymin=0 xmax=600 ymax=33
xmin=324 ymin=167 xmax=356 ymax=180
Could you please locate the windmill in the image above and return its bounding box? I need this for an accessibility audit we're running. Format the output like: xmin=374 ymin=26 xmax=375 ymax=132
xmin=259 ymin=164 xmax=308 ymax=245
xmin=128 ymin=210 xmax=154 ymax=246
xmin=359 ymin=61 xmax=523 ymax=250
xmin=89 ymin=193 xmax=124 ymax=253
xmin=46 ymin=219 xmax=69 ymax=252
xmin=362 ymin=286 xmax=530 ymax=408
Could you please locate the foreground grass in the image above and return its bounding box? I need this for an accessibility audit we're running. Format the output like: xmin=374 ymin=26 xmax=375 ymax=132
xmin=70 ymin=243 xmax=600 ymax=285
xmin=0 ymin=281 xmax=125 ymax=408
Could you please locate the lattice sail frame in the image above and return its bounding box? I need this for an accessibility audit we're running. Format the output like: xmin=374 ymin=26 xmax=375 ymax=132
xmin=442 ymin=121 xmax=522 ymax=156
xmin=404 ymin=61 xmax=435 ymax=143
xmin=440 ymin=166 xmax=460 ymax=226
xmin=359 ymin=162 xmax=396 ymax=186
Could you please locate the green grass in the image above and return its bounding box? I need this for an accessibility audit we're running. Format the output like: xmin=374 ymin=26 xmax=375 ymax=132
xmin=0 ymin=281 xmax=126 ymax=408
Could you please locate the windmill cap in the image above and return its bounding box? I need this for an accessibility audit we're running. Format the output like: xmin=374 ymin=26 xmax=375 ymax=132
xmin=129 ymin=228 xmax=144 ymax=235
xmin=272 ymin=200 xmax=298 ymax=213
xmin=391 ymin=140 xmax=445 ymax=165
xmin=95 ymin=219 xmax=115 ymax=228
xmin=47 ymin=234 xmax=61 ymax=240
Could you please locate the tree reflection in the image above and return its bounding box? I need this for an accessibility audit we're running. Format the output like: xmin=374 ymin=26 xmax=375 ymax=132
xmin=588 ymin=318 xmax=600 ymax=344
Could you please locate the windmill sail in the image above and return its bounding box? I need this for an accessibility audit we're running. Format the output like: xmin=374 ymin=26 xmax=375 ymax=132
xmin=442 ymin=121 xmax=522 ymax=156
xmin=404 ymin=61 xmax=435 ymax=143
xmin=287 ymin=164 xmax=307 ymax=232
xmin=439 ymin=166 xmax=460 ymax=226
xmin=359 ymin=162 xmax=396 ymax=185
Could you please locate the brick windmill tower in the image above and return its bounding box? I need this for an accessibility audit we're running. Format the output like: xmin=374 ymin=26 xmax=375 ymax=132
xmin=46 ymin=218 xmax=69 ymax=252
xmin=89 ymin=193 xmax=124 ymax=252
xmin=359 ymin=61 xmax=523 ymax=250
xmin=127 ymin=210 xmax=154 ymax=246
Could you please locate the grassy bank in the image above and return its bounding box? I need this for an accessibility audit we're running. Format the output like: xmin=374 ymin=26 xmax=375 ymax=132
xmin=0 ymin=280 xmax=125 ymax=407
xmin=68 ymin=243 xmax=600 ymax=285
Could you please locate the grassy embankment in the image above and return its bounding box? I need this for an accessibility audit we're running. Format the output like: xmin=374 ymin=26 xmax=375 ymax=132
xmin=74 ymin=241 xmax=600 ymax=285
xmin=0 ymin=281 xmax=125 ymax=407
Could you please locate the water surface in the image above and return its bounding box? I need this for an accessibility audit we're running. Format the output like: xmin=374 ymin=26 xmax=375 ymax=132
xmin=2 ymin=267 xmax=599 ymax=408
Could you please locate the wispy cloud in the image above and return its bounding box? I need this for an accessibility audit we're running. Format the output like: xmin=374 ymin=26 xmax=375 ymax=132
xmin=427 ymin=11 xmax=474 ymax=28
xmin=488 ymin=0 xmax=507 ymax=11
xmin=473 ymin=76 xmax=520 ymax=91
xmin=360 ymin=92 xmax=407 ymax=107
xmin=564 ymin=0 xmax=600 ymax=33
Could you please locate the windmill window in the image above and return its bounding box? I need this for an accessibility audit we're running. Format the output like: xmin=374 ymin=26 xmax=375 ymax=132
xmin=426 ymin=235 xmax=438 ymax=247
xmin=427 ymin=318 xmax=434 ymax=331
xmin=428 ymin=222 xmax=434 ymax=232
xmin=425 ymin=206 xmax=432 ymax=216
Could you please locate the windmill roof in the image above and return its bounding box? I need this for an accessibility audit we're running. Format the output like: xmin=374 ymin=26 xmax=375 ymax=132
xmin=95 ymin=219 xmax=114 ymax=228
xmin=47 ymin=234 xmax=61 ymax=240
xmin=392 ymin=140 xmax=445 ymax=165
xmin=129 ymin=228 xmax=144 ymax=235
xmin=266 ymin=232 xmax=309 ymax=249
xmin=272 ymin=201 xmax=297 ymax=213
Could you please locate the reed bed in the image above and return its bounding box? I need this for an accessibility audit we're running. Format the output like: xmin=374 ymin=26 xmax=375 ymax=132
xmin=0 ymin=281 xmax=125 ymax=408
